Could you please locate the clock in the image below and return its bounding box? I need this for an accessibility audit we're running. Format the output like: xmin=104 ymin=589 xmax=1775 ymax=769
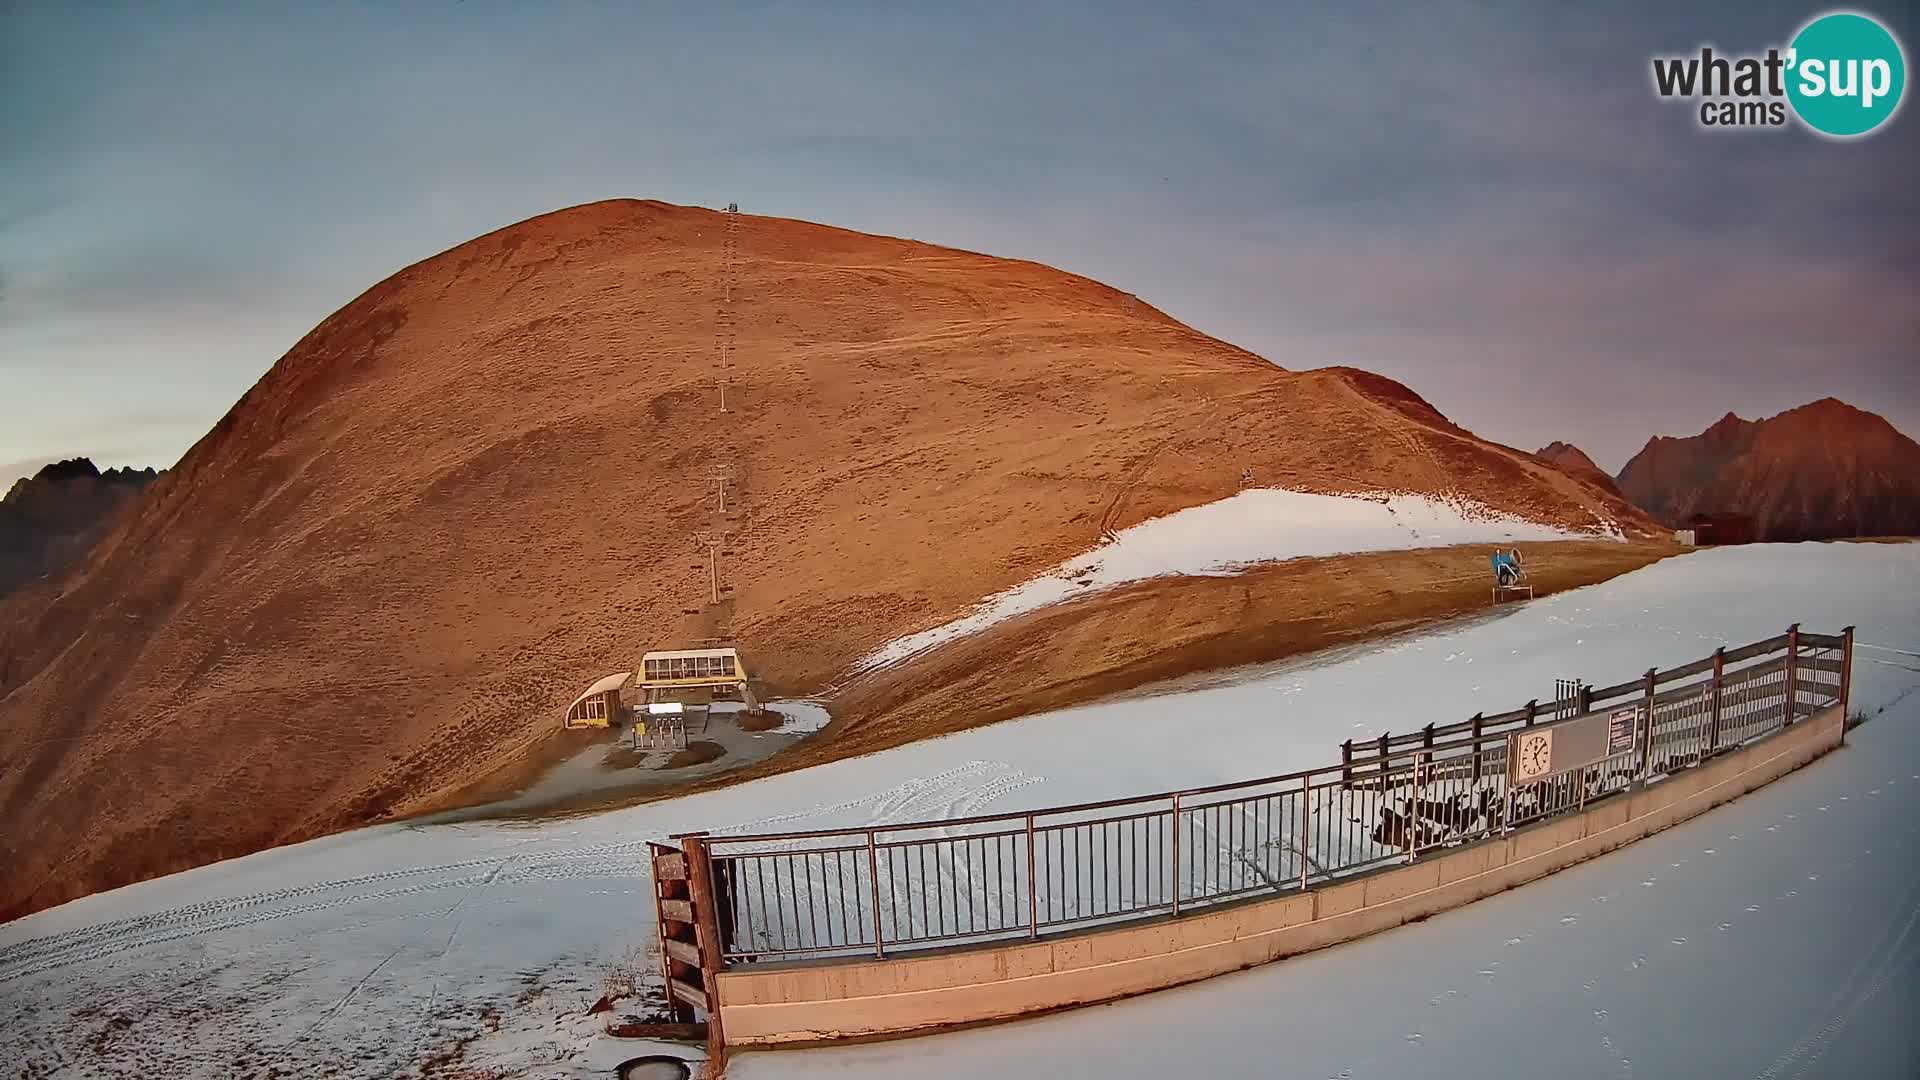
xmin=1515 ymin=730 xmax=1554 ymax=781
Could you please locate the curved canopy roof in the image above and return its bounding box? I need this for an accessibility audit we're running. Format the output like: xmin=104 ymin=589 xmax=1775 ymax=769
xmin=566 ymin=671 xmax=632 ymax=714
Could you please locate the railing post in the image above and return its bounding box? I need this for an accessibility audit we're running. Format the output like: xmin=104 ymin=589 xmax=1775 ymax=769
xmin=1784 ymin=623 xmax=1801 ymax=725
xmin=1526 ymin=699 xmax=1539 ymax=726
xmin=1025 ymin=814 xmax=1039 ymax=939
xmin=1708 ymin=647 xmax=1725 ymax=756
xmin=1470 ymin=713 xmax=1485 ymax=781
xmin=1297 ymin=774 xmax=1312 ymax=891
xmin=1340 ymin=739 xmax=1353 ymax=788
xmin=1376 ymin=732 xmax=1389 ymax=787
xmin=1409 ymin=751 xmax=1427 ymax=862
xmin=866 ymin=830 xmax=885 ymax=959
xmin=1840 ymin=625 xmax=1856 ymax=744
xmin=1501 ymin=746 xmax=1516 ymax=834
xmin=1636 ymin=667 xmax=1657 ymax=782
xmin=681 ymin=834 xmax=728 ymax=1065
xmin=1170 ymin=793 xmax=1183 ymax=916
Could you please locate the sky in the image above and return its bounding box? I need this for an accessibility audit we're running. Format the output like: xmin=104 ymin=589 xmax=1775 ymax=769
xmin=2 ymin=1 xmax=1916 ymax=486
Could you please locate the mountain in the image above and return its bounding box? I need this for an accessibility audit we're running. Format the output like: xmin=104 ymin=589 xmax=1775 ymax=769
xmin=1534 ymin=441 xmax=1622 ymax=496
xmin=1616 ymin=399 xmax=1920 ymax=541
xmin=0 ymin=199 xmax=1658 ymax=919
xmin=0 ymin=458 xmax=160 ymax=601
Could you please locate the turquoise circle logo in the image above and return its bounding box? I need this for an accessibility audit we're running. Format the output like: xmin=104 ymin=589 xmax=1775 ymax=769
xmin=1787 ymin=11 xmax=1907 ymax=137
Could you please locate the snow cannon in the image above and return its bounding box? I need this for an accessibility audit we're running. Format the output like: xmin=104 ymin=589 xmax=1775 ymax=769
xmin=1490 ymin=548 xmax=1533 ymax=603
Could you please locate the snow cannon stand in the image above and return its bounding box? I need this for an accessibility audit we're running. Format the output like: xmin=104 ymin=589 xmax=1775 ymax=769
xmin=1490 ymin=548 xmax=1533 ymax=603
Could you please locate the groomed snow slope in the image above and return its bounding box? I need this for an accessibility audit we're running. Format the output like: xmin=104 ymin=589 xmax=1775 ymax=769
xmin=858 ymin=487 xmax=1612 ymax=671
xmin=0 ymin=543 xmax=1913 ymax=1078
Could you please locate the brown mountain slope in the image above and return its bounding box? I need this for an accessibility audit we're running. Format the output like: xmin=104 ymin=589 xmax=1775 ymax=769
xmin=1534 ymin=441 xmax=1622 ymax=497
xmin=1616 ymin=399 xmax=1920 ymax=540
xmin=0 ymin=199 xmax=1657 ymax=918
xmin=0 ymin=459 xmax=160 ymax=601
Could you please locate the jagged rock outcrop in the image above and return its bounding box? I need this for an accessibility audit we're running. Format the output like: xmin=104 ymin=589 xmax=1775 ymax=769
xmin=1616 ymin=399 xmax=1920 ymax=541
xmin=1534 ymin=441 xmax=1622 ymax=497
xmin=0 ymin=458 xmax=160 ymax=600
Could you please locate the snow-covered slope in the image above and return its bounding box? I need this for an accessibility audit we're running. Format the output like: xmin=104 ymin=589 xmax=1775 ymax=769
xmin=1 ymin=543 xmax=1914 ymax=1078
xmin=859 ymin=487 xmax=1609 ymax=671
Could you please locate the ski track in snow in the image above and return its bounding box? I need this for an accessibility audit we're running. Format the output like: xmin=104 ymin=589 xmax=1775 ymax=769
xmin=0 ymin=761 xmax=1043 ymax=988
xmin=2 ymin=542 xmax=1916 ymax=1079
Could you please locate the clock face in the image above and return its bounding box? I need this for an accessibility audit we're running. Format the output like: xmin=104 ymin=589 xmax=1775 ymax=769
xmin=1515 ymin=730 xmax=1554 ymax=781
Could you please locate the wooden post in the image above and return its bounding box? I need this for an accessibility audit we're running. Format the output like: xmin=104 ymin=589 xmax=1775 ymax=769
xmin=1839 ymin=625 xmax=1855 ymax=744
xmin=1785 ymin=623 xmax=1801 ymax=725
xmin=682 ymin=835 xmax=728 ymax=1069
xmin=1470 ymin=713 xmax=1485 ymax=781
xmin=1340 ymin=739 xmax=1353 ymax=788
xmin=1376 ymin=733 xmax=1389 ymax=788
xmin=648 ymin=842 xmax=697 ymax=1026
xmin=1422 ymin=723 xmax=1435 ymax=751
xmin=1707 ymin=647 xmax=1725 ymax=756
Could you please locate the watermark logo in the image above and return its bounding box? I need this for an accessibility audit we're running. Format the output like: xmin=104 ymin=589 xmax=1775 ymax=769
xmin=1651 ymin=9 xmax=1907 ymax=138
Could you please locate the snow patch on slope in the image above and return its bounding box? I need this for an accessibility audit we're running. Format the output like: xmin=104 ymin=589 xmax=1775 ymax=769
xmin=857 ymin=488 xmax=1614 ymax=672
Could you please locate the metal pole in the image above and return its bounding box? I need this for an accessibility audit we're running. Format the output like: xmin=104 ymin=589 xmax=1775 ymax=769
xmin=1340 ymin=740 xmax=1352 ymax=787
xmin=1637 ymin=667 xmax=1657 ymax=783
xmin=1840 ymin=625 xmax=1855 ymax=744
xmin=1297 ymin=774 xmax=1311 ymax=891
xmin=1502 ymin=737 xmax=1516 ymax=833
xmin=1708 ymin=647 xmax=1725 ymax=756
xmin=1784 ymin=623 xmax=1801 ymax=725
xmin=1409 ymin=752 xmax=1426 ymax=862
xmin=1470 ymin=713 xmax=1485 ymax=781
xmin=1170 ymin=793 xmax=1183 ymax=916
xmin=866 ymin=830 xmax=884 ymax=959
xmin=1025 ymin=814 xmax=1039 ymax=938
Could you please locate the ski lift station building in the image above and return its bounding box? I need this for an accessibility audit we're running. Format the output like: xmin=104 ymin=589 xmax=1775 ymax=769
xmin=640 ymin=647 xmax=757 ymax=708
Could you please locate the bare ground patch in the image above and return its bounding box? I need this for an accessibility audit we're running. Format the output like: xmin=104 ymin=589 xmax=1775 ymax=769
xmin=664 ymin=741 xmax=725 ymax=770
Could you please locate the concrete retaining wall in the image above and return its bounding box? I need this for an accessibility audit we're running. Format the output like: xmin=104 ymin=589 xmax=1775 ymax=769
xmin=717 ymin=704 xmax=1844 ymax=1047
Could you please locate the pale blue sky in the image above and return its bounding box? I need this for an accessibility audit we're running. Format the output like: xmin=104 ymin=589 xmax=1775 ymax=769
xmin=3 ymin=1 xmax=1916 ymax=485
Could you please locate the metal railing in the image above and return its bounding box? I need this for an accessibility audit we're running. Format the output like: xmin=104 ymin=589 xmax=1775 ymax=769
xmin=692 ymin=625 xmax=1852 ymax=964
